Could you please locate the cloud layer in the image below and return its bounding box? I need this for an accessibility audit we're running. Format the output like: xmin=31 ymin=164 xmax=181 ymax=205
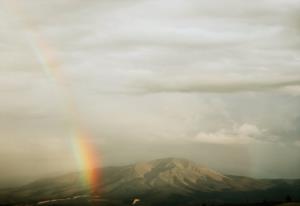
xmin=0 ymin=0 xmax=300 ymax=186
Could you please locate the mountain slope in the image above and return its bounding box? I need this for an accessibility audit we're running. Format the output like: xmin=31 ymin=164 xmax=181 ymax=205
xmin=1 ymin=158 xmax=300 ymax=206
xmin=102 ymin=158 xmax=229 ymax=195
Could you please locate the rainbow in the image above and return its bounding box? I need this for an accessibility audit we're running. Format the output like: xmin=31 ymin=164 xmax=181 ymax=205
xmin=72 ymin=129 xmax=101 ymax=193
xmin=5 ymin=0 xmax=101 ymax=194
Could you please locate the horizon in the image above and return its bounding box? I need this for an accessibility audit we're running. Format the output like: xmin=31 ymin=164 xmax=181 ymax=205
xmin=1 ymin=0 xmax=300 ymax=190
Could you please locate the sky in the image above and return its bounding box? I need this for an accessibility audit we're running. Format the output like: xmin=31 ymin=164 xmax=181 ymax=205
xmin=0 ymin=0 xmax=300 ymax=187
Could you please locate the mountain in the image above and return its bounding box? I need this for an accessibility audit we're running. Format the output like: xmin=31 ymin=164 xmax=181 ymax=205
xmin=0 ymin=158 xmax=300 ymax=206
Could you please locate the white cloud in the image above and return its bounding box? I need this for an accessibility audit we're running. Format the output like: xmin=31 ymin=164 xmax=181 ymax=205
xmin=194 ymin=124 xmax=267 ymax=145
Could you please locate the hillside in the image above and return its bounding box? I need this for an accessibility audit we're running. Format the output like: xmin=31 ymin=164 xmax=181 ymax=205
xmin=0 ymin=158 xmax=299 ymax=206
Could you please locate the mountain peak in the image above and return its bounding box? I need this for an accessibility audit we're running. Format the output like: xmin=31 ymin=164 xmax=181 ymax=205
xmin=124 ymin=157 xmax=227 ymax=190
xmin=150 ymin=157 xmax=195 ymax=166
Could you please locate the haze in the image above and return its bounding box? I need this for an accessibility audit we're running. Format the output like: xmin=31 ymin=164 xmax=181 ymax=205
xmin=0 ymin=0 xmax=300 ymax=188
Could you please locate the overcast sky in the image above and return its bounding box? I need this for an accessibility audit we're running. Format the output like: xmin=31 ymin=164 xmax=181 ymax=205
xmin=0 ymin=0 xmax=300 ymax=187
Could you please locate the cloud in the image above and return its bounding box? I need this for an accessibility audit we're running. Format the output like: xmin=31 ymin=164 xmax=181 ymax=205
xmin=280 ymin=86 xmax=300 ymax=96
xmin=194 ymin=123 xmax=269 ymax=144
xmin=295 ymin=141 xmax=300 ymax=147
xmin=135 ymin=76 xmax=300 ymax=94
xmin=0 ymin=0 xmax=300 ymax=182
